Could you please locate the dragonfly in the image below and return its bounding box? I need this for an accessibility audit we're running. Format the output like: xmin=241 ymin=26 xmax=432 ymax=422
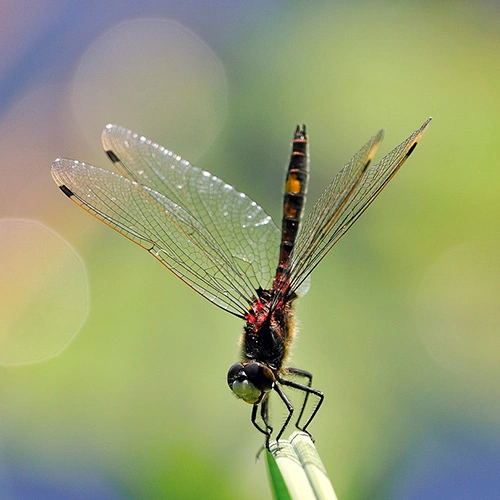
xmin=51 ymin=117 xmax=431 ymax=447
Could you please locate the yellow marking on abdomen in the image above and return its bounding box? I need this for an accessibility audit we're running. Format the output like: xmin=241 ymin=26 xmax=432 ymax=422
xmin=285 ymin=173 xmax=302 ymax=194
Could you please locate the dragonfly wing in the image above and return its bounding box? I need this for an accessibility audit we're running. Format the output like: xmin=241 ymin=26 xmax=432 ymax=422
xmin=288 ymin=118 xmax=431 ymax=293
xmin=51 ymin=158 xmax=280 ymax=318
xmin=101 ymin=125 xmax=281 ymax=294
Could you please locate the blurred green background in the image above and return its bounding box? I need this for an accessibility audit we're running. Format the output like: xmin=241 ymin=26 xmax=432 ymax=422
xmin=1 ymin=1 xmax=499 ymax=498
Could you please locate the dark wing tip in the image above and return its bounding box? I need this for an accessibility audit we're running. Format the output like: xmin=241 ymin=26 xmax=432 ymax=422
xmin=406 ymin=141 xmax=418 ymax=157
xmin=58 ymin=184 xmax=74 ymax=198
xmin=105 ymin=149 xmax=120 ymax=163
xmin=405 ymin=117 xmax=433 ymax=158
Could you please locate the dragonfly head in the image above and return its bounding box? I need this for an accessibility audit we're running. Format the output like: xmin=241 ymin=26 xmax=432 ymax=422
xmin=227 ymin=361 xmax=275 ymax=404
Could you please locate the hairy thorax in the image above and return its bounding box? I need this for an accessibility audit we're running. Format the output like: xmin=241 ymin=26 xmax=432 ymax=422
xmin=241 ymin=290 xmax=296 ymax=373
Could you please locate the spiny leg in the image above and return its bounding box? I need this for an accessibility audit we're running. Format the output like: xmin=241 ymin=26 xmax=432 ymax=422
xmin=278 ymin=376 xmax=324 ymax=440
xmin=284 ymin=366 xmax=318 ymax=430
xmin=272 ymin=384 xmax=295 ymax=443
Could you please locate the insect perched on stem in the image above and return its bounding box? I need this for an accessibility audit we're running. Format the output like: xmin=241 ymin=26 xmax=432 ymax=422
xmin=52 ymin=118 xmax=431 ymax=448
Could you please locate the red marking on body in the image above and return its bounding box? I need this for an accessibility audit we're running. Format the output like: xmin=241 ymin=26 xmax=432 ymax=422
xmin=275 ymin=298 xmax=285 ymax=310
xmin=274 ymin=268 xmax=289 ymax=282
xmin=245 ymin=311 xmax=256 ymax=322
xmin=255 ymin=300 xmax=266 ymax=312
xmin=245 ymin=299 xmax=271 ymax=330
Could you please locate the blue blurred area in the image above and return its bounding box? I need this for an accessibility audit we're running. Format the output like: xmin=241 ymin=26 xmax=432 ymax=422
xmin=386 ymin=426 xmax=500 ymax=500
xmin=0 ymin=451 xmax=126 ymax=500
xmin=1 ymin=1 xmax=499 ymax=498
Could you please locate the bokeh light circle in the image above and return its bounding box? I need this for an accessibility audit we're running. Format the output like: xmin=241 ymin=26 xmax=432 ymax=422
xmin=71 ymin=18 xmax=227 ymax=160
xmin=0 ymin=219 xmax=89 ymax=365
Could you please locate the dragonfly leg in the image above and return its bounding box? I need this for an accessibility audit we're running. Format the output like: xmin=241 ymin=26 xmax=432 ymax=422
xmin=251 ymin=397 xmax=273 ymax=448
xmin=272 ymin=383 xmax=295 ymax=443
xmin=278 ymin=374 xmax=324 ymax=439
xmin=284 ymin=367 xmax=314 ymax=429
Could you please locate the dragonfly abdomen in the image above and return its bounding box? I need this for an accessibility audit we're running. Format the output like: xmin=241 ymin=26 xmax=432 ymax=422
xmin=276 ymin=125 xmax=310 ymax=277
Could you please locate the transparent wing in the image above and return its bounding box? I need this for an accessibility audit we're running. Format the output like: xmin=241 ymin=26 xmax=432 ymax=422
xmin=286 ymin=118 xmax=432 ymax=293
xmin=101 ymin=125 xmax=280 ymax=293
xmin=51 ymin=153 xmax=281 ymax=318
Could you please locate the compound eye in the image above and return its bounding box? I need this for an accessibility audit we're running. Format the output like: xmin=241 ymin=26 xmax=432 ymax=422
xmin=244 ymin=362 xmax=275 ymax=393
xmin=226 ymin=362 xmax=276 ymax=404
xmin=227 ymin=362 xmax=245 ymax=389
xmin=227 ymin=362 xmax=261 ymax=404
xmin=231 ymin=378 xmax=261 ymax=404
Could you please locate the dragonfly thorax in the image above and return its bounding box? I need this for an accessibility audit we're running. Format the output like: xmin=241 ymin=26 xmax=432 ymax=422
xmin=241 ymin=293 xmax=296 ymax=372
